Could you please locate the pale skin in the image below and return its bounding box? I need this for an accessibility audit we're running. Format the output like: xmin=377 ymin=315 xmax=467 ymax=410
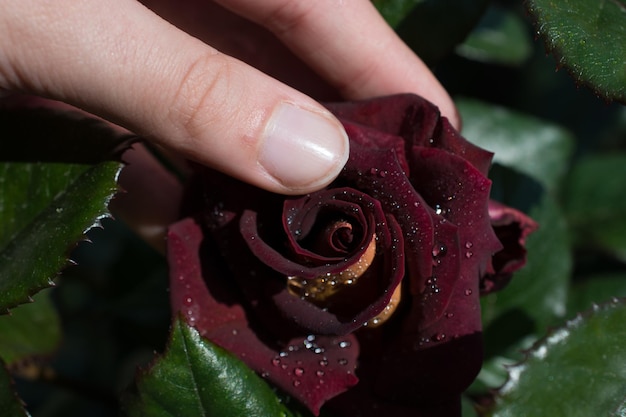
xmin=0 ymin=0 xmax=459 ymax=248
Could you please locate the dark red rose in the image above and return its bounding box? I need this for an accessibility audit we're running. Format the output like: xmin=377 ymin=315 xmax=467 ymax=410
xmin=167 ymin=94 xmax=536 ymax=416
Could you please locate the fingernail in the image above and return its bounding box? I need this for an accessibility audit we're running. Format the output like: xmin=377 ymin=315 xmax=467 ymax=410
xmin=259 ymin=102 xmax=349 ymax=191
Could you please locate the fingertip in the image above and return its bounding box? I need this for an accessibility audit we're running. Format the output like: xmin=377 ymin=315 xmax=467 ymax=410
xmin=258 ymin=102 xmax=349 ymax=195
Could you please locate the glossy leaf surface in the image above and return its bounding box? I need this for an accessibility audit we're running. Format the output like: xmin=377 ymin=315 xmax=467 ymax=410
xmin=488 ymin=299 xmax=626 ymax=417
xmin=125 ymin=318 xmax=296 ymax=417
xmin=0 ymin=108 xmax=129 ymax=311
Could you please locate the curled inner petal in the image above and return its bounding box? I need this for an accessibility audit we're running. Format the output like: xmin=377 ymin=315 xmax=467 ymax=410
xmin=363 ymin=284 xmax=402 ymax=328
xmin=288 ymin=230 xmax=377 ymax=304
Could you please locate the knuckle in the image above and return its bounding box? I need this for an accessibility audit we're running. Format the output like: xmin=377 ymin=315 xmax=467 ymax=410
xmin=261 ymin=1 xmax=318 ymax=37
xmin=167 ymin=52 xmax=237 ymax=144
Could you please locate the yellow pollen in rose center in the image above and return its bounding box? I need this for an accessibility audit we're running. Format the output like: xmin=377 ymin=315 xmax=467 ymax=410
xmin=363 ymin=284 xmax=402 ymax=328
xmin=287 ymin=233 xmax=377 ymax=303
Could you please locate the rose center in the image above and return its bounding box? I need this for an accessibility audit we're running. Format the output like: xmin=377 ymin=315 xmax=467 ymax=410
xmin=287 ymin=223 xmax=401 ymax=328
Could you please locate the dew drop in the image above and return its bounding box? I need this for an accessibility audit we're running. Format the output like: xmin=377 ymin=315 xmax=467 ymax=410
xmin=183 ymin=297 xmax=193 ymax=306
xmin=432 ymin=333 xmax=446 ymax=342
xmin=445 ymin=312 xmax=454 ymax=319
xmin=294 ymin=368 xmax=304 ymax=377
xmin=281 ymin=364 xmax=288 ymax=370
xmin=464 ymin=289 xmax=473 ymax=296
xmin=293 ymin=380 xmax=301 ymax=387
xmin=271 ymin=358 xmax=281 ymax=367
xmin=316 ymin=370 xmax=325 ymax=377
xmin=339 ymin=341 xmax=351 ymax=348
xmin=338 ymin=358 xmax=348 ymax=366
xmin=465 ymin=241 xmax=473 ymax=249
xmin=434 ymin=205 xmax=444 ymax=215
xmin=465 ymin=251 xmax=473 ymax=259
xmin=431 ymin=243 xmax=447 ymax=258
xmin=319 ymin=359 xmax=328 ymax=367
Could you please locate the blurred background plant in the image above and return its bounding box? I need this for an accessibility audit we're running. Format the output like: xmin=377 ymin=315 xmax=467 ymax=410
xmin=1 ymin=0 xmax=625 ymax=416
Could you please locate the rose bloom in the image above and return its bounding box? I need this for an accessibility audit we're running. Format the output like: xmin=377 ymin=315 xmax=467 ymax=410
xmin=167 ymin=94 xmax=537 ymax=417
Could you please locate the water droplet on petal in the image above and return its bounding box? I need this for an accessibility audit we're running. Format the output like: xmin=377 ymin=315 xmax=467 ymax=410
xmin=293 ymin=380 xmax=301 ymax=387
xmin=339 ymin=341 xmax=351 ymax=348
xmin=271 ymin=358 xmax=281 ymax=367
xmin=465 ymin=241 xmax=473 ymax=249
xmin=432 ymin=243 xmax=447 ymax=258
xmin=338 ymin=358 xmax=348 ymax=366
xmin=465 ymin=289 xmax=473 ymax=296
xmin=465 ymin=251 xmax=473 ymax=259
xmin=432 ymin=333 xmax=446 ymax=342
xmin=319 ymin=359 xmax=328 ymax=367
xmin=294 ymin=368 xmax=304 ymax=377
xmin=316 ymin=370 xmax=325 ymax=377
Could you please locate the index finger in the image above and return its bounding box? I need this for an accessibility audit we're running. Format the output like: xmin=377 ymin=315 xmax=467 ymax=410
xmin=216 ymin=0 xmax=460 ymax=127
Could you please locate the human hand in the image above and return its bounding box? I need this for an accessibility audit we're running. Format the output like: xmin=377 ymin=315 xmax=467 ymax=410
xmin=0 ymin=0 xmax=458 ymax=195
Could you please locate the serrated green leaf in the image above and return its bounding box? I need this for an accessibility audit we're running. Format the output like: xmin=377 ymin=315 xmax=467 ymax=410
xmin=487 ymin=299 xmax=626 ymax=417
xmin=375 ymin=0 xmax=490 ymax=65
xmin=0 ymin=289 xmax=61 ymax=365
xmin=527 ymin=0 xmax=626 ymax=102
xmin=456 ymin=6 xmax=533 ymax=66
xmin=0 ymin=108 xmax=131 ymax=311
xmin=124 ymin=318 xmax=296 ymax=417
xmin=0 ymin=363 xmax=29 ymax=417
xmin=563 ymin=154 xmax=626 ymax=262
xmin=457 ymin=98 xmax=575 ymax=192
xmin=0 ymin=161 xmax=121 ymax=311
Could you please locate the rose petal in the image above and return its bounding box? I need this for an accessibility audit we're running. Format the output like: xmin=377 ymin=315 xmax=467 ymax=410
xmin=327 ymin=94 xmax=493 ymax=175
xmin=167 ymin=218 xmax=359 ymax=415
xmin=481 ymin=200 xmax=539 ymax=294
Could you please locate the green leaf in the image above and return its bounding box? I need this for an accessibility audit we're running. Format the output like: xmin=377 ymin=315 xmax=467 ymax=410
xmin=457 ymin=98 xmax=575 ymax=192
xmin=0 ymin=161 xmax=121 ymax=311
xmin=487 ymin=299 xmax=626 ymax=417
xmin=124 ymin=318 xmax=296 ymax=417
xmin=527 ymin=0 xmax=626 ymax=102
xmin=456 ymin=6 xmax=533 ymax=66
xmin=0 ymin=289 xmax=61 ymax=365
xmin=0 ymin=363 xmax=29 ymax=417
xmin=0 ymin=108 xmax=131 ymax=311
xmin=374 ymin=0 xmax=490 ymax=65
xmin=563 ymin=154 xmax=626 ymax=262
